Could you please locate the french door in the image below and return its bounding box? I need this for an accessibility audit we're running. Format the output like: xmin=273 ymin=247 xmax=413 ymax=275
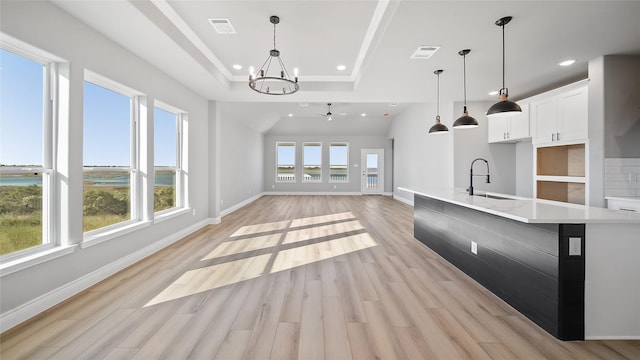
xmin=361 ymin=149 xmax=384 ymax=194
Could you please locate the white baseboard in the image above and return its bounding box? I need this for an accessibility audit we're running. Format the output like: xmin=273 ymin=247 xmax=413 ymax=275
xmin=394 ymin=194 xmax=414 ymax=206
xmin=383 ymin=192 xmax=393 ymax=196
xmin=209 ymin=217 xmax=221 ymax=225
xmin=0 ymin=218 xmax=210 ymax=333
xmin=263 ymin=191 xmax=362 ymax=196
xmin=220 ymin=193 xmax=264 ymax=218
xmin=585 ymin=335 xmax=640 ymax=340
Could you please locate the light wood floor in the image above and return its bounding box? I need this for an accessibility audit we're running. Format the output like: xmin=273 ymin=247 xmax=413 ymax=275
xmin=1 ymin=195 xmax=639 ymax=359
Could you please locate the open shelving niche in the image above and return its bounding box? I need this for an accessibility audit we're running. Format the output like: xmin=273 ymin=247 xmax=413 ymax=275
xmin=534 ymin=141 xmax=588 ymax=205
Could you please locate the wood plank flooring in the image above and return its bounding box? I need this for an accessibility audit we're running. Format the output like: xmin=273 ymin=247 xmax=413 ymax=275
xmin=1 ymin=195 xmax=639 ymax=359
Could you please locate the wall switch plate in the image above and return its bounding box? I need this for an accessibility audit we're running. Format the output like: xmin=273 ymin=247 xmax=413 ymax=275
xmin=569 ymin=237 xmax=582 ymax=256
xmin=471 ymin=241 xmax=478 ymax=255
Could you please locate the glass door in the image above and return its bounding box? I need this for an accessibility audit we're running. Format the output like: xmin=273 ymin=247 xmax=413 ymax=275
xmin=361 ymin=149 xmax=384 ymax=194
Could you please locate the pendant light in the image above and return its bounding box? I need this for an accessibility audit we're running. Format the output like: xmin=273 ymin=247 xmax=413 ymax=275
xmin=487 ymin=16 xmax=521 ymax=117
xmin=429 ymin=69 xmax=448 ymax=134
xmin=453 ymin=49 xmax=478 ymax=128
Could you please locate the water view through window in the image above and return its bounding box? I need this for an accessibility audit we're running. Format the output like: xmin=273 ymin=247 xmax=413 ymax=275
xmin=0 ymin=48 xmax=46 ymax=255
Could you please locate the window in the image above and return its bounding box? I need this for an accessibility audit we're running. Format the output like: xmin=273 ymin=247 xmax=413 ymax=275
xmin=154 ymin=104 xmax=183 ymax=213
xmin=0 ymin=48 xmax=52 ymax=256
xmin=276 ymin=142 xmax=296 ymax=182
xmin=83 ymin=79 xmax=136 ymax=233
xmin=303 ymin=142 xmax=322 ymax=182
xmin=329 ymin=143 xmax=349 ymax=182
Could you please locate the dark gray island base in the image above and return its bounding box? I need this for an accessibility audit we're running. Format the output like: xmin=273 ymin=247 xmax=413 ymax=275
xmin=413 ymin=194 xmax=585 ymax=340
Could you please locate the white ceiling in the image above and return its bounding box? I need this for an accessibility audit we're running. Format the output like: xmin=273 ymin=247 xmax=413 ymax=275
xmin=51 ymin=0 xmax=640 ymax=135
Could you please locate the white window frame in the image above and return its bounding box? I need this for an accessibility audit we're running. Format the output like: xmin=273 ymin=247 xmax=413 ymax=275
xmin=329 ymin=142 xmax=349 ymax=183
xmin=276 ymin=142 xmax=296 ymax=183
xmin=82 ymin=72 xmax=143 ymax=239
xmin=0 ymin=43 xmax=57 ymax=260
xmin=153 ymin=101 xmax=186 ymax=215
xmin=302 ymin=142 xmax=322 ymax=183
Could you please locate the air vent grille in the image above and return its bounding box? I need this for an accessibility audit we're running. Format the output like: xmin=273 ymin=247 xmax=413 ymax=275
xmin=208 ymin=18 xmax=236 ymax=34
xmin=410 ymin=45 xmax=440 ymax=59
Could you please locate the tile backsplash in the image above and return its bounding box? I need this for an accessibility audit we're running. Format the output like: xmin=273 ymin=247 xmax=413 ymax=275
xmin=605 ymin=158 xmax=640 ymax=197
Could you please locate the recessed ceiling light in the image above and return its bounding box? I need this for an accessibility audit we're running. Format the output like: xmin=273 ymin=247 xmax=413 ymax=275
xmin=336 ymin=65 xmax=347 ymax=71
xmin=360 ymin=113 xmax=367 ymax=117
xmin=389 ymin=103 xmax=398 ymax=107
xmin=232 ymin=64 xmax=243 ymax=70
xmin=488 ymin=90 xmax=499 ymax=96
xmin=559 ymin=59 xmax=576 ymax=66
xmin=299 ymin=102 xmax=308 ymax=107
xmin=288 ymin=113 xmax=293 ymax=117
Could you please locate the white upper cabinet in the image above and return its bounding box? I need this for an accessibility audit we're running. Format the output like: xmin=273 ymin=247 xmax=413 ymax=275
xmin=488 ymin=103 xmax=530 ymax=143
xmin=531 ymin=81 xmax=588 ymax=144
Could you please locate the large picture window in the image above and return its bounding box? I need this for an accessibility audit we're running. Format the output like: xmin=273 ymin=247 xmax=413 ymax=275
xmin=0 ymin=48 xmax=52 ymax=256
xmin=83 ymin=79 xmax=136 ymax=233
xmin=329 ymin=143 xmax=349 ymax=182
xmin=303 ymin=142 xmax=322 ymax=183
xmin=276 ymin=142 xmax=296 ymax=182
xmin=154 ymin=104 xmax=183 ymax=213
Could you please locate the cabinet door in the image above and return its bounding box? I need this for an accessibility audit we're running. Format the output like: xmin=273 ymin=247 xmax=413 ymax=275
xmin=488 ymin=116 xmax=509 ymax=143
xmin=557 ymin=86 xmax=588 ymax=142
xmin=532 ymin=97 xmax=557 ymax=144
xmin=508 ymin=103 xmax=530 ymax=140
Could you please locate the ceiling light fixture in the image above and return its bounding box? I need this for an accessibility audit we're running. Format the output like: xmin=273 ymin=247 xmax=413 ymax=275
xmin=488 ymin=90 xmax=499 ymax=96
xmin=559 ymin=59 xmax=576 ymax=66
xmin=232 ymin=64 xmax=243 ymax=70
xmin=361 ymin=113 xmax=367 ymax=117
xmin=487 ymin=16 xmax=521 ymax=118
xmin=249 ymin=16 xmax=299 ymax=95
xmin=336 ymin=65 xmax=346 ymax=71
xmin=325 ymin=103 xmax=333 ymax=121
xmin=453 ymin=49 xmax=478 ymax=129
xmin=429 ymin=69 xmax=449 ymax=134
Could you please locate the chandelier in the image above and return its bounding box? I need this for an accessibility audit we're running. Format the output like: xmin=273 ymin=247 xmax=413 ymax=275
xmin=249 ymin=15 xmax=299 ymax=95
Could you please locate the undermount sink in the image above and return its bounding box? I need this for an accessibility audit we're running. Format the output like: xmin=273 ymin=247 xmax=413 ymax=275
xmin=473 ymin=193 xmax=513 ymax=200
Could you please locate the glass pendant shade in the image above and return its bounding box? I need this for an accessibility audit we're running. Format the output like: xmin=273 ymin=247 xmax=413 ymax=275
xmin=487 ymin=16 xmax=521 ymax=117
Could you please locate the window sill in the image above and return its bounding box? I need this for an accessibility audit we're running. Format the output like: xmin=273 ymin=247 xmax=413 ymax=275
xmin=302 ymin=181 xmax=323 ymax=184
xmin=154 ymin=207 xmax=191 ymax=224
xmin=82 ymin=220 xmax=151 ymax=249
xmin=329 ymin=180 xmax=350 ymax=183
xmin=0 ymin=245 xmax=77 ymax=277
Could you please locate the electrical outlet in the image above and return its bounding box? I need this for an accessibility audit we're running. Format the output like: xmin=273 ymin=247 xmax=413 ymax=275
xmin=221 ymin=199 xmax=224 ymax=205
xmin=334 ymin=185 xmax=337 ymax=189
xmin=272 ymin=184 xmax=275 ymax=188
xmin=471 ymin=241 xmax=478 ymax=255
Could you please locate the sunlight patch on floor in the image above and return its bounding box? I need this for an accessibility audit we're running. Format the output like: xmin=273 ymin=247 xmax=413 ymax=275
xmin=229 ymin=220 xmax=291 ymax=237
xmin=289 ymin=211 xmax=356 ymax=228
xmin=283 ymin=220 xmax=365 ymax=245
xmin=144 ymin=253 xmax=271 ymax=307
xmin=271 ymin=233 xmax=377 ymax=273
xmin=202 ymin=233 xmax=282 ymax=260
xmin=146 ymin=213 xmax=377 ymax=307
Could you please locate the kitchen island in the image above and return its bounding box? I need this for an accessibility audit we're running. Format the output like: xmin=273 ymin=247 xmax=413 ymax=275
xmin=399 ymin=187 xmax=640 ymax=340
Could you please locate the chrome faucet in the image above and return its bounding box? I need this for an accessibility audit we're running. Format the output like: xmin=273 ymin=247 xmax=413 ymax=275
xmin=467 ymin=158 xmax=490 ymax=195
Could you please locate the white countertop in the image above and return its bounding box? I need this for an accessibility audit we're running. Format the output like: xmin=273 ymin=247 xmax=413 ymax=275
xmin=399 ymin=187 xmax=640 ymax=224
xmin=605 ymin=196 xmax=640 ymax=203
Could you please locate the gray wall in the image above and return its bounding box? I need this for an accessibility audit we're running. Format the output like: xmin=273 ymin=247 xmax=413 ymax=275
xmin=220 ymin=104 xmax=264 ymax=211
xmin=602 ymin=56 xmax=640 ymax=158
xmin=388 ymin=103 xmax=455 ymax=203
xmin=515 ymin=141 xmax=534 ymax=198
xmin=453 ymin=101 xmax=517 ymax=195
xmin=264 ymin=135 xmax=391 ymax=193
xmin=0 ymin=2 xmax=210 ymax=315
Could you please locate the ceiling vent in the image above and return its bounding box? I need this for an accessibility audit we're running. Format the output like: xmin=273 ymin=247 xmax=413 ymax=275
xmin=410 ymin=45 xmax=440 ymax=59
xmin=208 ymin=18 xmax=236 ymax=34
